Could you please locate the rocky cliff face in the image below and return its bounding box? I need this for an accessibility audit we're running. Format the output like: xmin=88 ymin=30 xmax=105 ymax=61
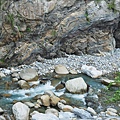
xmin=0 ymin=0 xmax=120 ymax=66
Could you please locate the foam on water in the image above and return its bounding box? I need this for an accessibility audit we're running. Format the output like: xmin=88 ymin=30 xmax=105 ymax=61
xmin=8 ymin=81 xmax=55 ymax=100
xmin=64 ymin=93 xmax=87 ymax=105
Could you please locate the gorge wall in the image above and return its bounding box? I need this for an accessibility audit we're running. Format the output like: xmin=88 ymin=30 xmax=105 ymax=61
xmin=0 ymin=0 xmax=120 ymax=66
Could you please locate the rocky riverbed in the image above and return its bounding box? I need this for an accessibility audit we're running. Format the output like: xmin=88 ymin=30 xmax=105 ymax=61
xmin=0 ymin=49 xmax=120 ymax=120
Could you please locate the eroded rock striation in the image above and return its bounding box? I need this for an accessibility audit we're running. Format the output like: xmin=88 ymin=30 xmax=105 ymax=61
xmin=0 ymin=0 xmax=120 ymax=66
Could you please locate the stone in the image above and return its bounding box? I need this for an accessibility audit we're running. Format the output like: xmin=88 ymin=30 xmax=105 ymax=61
xmin=59 ymin=111 xmax=76 ymax=120
xmin=45 ymin=108 xmax=59 ymax=117
xmin=18 ymin=80 xmax=30 ymax=89
xmin=65 ymin=77 xmax=87 ymax=94
xmin=41 ymin=94 xmax=50 ymax=106
xmin=0 ymin=108 xmax=4 ymax=115
xmin=81 ymin=65 xmax=102 ymax=78
xmin=44 ymin=90 xmax=55 ymax=97
xmin=87 ymin=107 xmax=97 ymax=115
xmin=28 ymin=80 xmax=40 ymax=86
xmin=101 ymin=78 xmax=120 ymax=86
xmin=62 ymin=105 xmax=73 ymax=112
xmin=24 ymin=102 xmax=34 ymax=108
xmin=10 ymin=0 xmax=57 ymax=20
xmin=12 ymin=102 xmax=30 ymax=120
xmin=107 ymin=108 xmax=117 ymax=113
xmin=55 ymin=83 xmax=65 ymax=90
xmin=55 ymin=64 xmax=69 ymax=74
xmin=12 ymin=78 xmax=18 ymax=82
xmin=20 ymin=68 xmax=38 ymax=81
xmin=69 ymin=69 xmax=78 ymax=74
xmin=72 ymin=107 xmax=93 ymax=119
xmin=0 ymin=116 xmax=6 ymax=120
xmin=12 ymin=73 xmax=19 ymax=78
xmin=2 ymin=94 xmax=11 ymax=98
xmin=50 ymin=95 xmax=60 ymax=106
xmin=57 ymin=102 xmax=65 ymax=110
xmin=0 ymin=73 xmax=5 ymax=77
xmin=106 ymin=111 xmax=118 ymax=116
xmin=31 ymin=112 xmax=59 ymax=120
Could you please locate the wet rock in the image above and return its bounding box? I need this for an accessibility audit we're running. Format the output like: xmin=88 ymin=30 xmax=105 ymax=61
xmin=0 ymin=116 xmax=6 ymax=120
xmin=107 ymin=108 xmax=117 ymax=114
xmin=69 ymin=69 xmax=78 ymax=74
xmin=85 ymin=94 xmax=99 ymax=111
xmin=41 ymin=94 xmax=50 ymax=107
xmin=45 ymin=108 xmax=59 ymax=117
xmin=28 ymin=80 xmax=40 ymax=86
xmin=12 ymin=102 xmax=30 ymax=120
xmin=2 ymin=94 xmax=11 ymax=98
xmin=31 ymin=112 xmax=59 ymax=120
xmin=0 ymin=108 xmax=4 ymax=115
xmin=57 ymin=102 xmax=65 ymax=110
xmin=106 ymin=108 xmax=118 ymax=116
xmin=81 ymin=65 xmax=102 ymax=78
xmin=44 ymin=90 xmax=55 ymax=97
xmin=55 ymin=83 xmax=65 ymax=90
xmin=50 ymin=95 xmax=60 ymax=106
xmin=20 ymin=68 xmax=38 ymax=81
xmin=0 ymin=73 xmax=5 ymax=78
xmin=55 ymin=65 xmax=69 ymax=75
xmin=72 ymin=107 xmax=93 ymax=119
xmin=59 ymin=111 xmax=77 ymax=120
xmin=101 ymin=78 xmax=120 ymax=86
xmin=65 ymin=77 xmax=87 ymax=94
xmin=12 ymin=78 xmax=19 ymax=82
xmin=87 ymin=107 xmax=97 ymax=115
xmin=24 ymin=102 xmax=34 ymax=108
xmin=12 ymin=73 xmax=20 ymax=79
xmin=62 ymin=105 xmax=73 ymax=112
xmin=18 ymin=80 xmax=30 ymax=89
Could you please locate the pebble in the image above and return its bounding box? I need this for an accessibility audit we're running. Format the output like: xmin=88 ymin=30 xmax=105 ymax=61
xmin=1 ymin=49 xmax=120 ymax=76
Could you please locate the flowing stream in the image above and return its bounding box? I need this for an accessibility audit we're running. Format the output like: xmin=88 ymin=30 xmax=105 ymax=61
xmin=0 ymin=73 xmax=107 ymax=113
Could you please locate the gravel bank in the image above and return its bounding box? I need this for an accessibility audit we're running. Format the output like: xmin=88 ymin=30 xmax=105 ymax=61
xmin=1 ymin=49 xmax=120 ymax=75
xmin=30 ymin=48 xmax=120 ymax=75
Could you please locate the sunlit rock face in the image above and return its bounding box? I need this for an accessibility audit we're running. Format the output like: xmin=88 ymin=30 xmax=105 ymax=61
xmin=1 ymin=0 xmax=120 ymax=65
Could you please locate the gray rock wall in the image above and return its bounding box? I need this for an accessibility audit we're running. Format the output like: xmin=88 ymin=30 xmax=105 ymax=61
xmin=0 ymin=0 xmax=120 ymax=66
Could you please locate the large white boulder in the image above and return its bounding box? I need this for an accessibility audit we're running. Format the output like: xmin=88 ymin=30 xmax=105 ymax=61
xmin=81 ymin=65 xmax=102 ymax=78
xmin=55 ymin=64 xmax=69 ymax=74
xmin=65 ymin=77 xmax=87 ymax=94
xmin=31 ymin=113 xmax=59 ymax=120
xmin=20 ymin=68 xmax=38 ymax=81
xmin=12 ymin=102 xmax=30 ymax=120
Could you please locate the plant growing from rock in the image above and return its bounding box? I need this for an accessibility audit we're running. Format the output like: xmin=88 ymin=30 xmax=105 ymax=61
xmin=107 ymin=72 xmax=120 ymax=102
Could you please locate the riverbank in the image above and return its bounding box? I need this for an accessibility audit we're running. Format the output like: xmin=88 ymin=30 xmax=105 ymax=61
xmin=1 ymin=48 xmax=120 ymax=76
xmin=0 ymin=49 xmax=120 ymax=120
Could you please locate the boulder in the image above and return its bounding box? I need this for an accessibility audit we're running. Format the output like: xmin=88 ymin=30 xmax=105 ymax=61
xmin=12 ymin=102 xmax=30 ymax=120
xmin=0 ymin=108 xmax=4 ymax=115
xmin=41 ymin=94 xmax=50 ymax=106
xmin=31 ymin=113 xmax=59 ymax=120
xmin=20 ymin=68 xmax=38 ymax=81
xmin=45 ymin=108 xmax=59 ymax=117
xmin=18 ymin=80 xmax=30 ymax=89
xmin=55 ymin=65 xmax=69 ymax=74
xmin=50 ymin=95 xmax=60 ymax=106
xmin=65 ymin=77 xmax=87 ymax=94
xmin=81 ymin=65 xmax=102 ymax=78
xmin=59 ymin=111 xmax=76 ymax=120
xmin=0 ymin=73 xmax=6 ymax=78
xmin=101 ymin=78 xmax=120 ymax=86
xmin=72 ymin=107 xmax=93 ymax=119
xmin=24 ymin=102 xmax=34 ymax=108
xmin=62 ymin=105 xmax=73 ymax=112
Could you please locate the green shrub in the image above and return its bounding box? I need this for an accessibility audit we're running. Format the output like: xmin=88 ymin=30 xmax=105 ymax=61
xmin=107 ymin=72 xmax=120 ymax=102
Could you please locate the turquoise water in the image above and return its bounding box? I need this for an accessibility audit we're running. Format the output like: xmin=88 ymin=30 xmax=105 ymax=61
xmin=0 ymin=73 xmax=106 ymax=113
